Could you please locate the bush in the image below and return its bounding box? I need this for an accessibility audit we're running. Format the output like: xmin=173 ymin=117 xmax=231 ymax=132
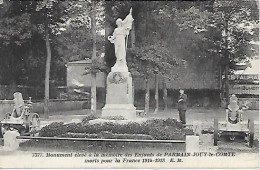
xmin=39 ymin=122 xmax=66 ymax=137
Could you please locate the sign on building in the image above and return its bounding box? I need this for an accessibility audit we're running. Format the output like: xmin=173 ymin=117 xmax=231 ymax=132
xmin=230 ymin=84 xmax=259 ymax=95
xmin=222 ymin=74 xmax=259 ymax=81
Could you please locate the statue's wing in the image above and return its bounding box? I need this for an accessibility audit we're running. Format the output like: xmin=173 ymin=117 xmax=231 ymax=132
xmin=122 ymin=9 xmax=134 ymax=31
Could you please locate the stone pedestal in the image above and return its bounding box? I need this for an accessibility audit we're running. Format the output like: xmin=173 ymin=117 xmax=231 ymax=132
xmin=3 ymin=130 xmax=20 ymax=151
xmin=102 ymin=71 xmax=136 ymax=120
xmin=186 ymin=135 xmax=200 ymax=152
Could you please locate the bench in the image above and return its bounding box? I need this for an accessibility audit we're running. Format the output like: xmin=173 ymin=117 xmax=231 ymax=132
xmin=136 ymin=110 xmax=145 ymax=117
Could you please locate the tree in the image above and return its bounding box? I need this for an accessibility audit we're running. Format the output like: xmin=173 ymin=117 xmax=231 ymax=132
xmin=128 ymin=37 xmax=179 ymax=114
xmin=34 ymin=0 xmax=105 ymax=115
xmin=162 ymin=78 xmax=168 ymax=111
xmin=35 ymin=0 xmax=93 ymax=115
xmin=90 ymin=0 xmax=97 ymax=115
xmin=79 ymin=1 xmax=105 ymax=114
xmin=0 ymin=1 xmax=40 ymax=99
xmin=0 ymin=0 xmax=106 ymax=104
xmin=177 ymin=0 xmax=259 ymax=106
xmin=161 ymin=0 xmax=258 ymax=107
xmin=0 ymin=1 xmax=66 ymax=98
xmin=35 ymin=0 xmax=64 ymax=117
xmin=212 ymin=0 xmax=258 ymax=106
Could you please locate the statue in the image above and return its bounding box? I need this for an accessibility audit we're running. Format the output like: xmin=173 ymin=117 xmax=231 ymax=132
xmin=102 ymin=8 xmax=136 ymax=120
xmin=108 ymin=8 xmax=134 ymax=72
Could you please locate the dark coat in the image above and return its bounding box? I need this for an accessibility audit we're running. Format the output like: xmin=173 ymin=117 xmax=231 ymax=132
xmin=177 ymin=93 xmax=187 ymax=111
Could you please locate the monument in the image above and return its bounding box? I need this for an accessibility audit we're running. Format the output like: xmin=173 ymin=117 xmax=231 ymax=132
xmin=102 ymin=8 xmax=136 ymax=120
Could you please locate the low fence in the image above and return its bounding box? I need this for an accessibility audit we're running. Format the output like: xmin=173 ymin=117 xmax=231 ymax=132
xmin=1 ymin=85 xmax=222 ymax=109
xmin=134 ymin=89 xmax=221 ymax=109
xmin=32 ymin=99 xmax=90 ymax=114
xmin=0 ymin=85 xmax=92 ymax=100
xmin=0 ymin=99 xmax=90 ymax=119
xmin=0 ymin=85 xmax=39 ymax=100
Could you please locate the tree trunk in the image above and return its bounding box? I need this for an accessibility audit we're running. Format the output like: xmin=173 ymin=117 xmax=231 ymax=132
xmin=162 ymin=78 xmax=168 ymax=111
xmin=44 ymin=15 xmax=51 ymax=118
xmin=145 ymin=1 xmax=148 ymax=35
xmin=8 ymin=48 xmax=17 ymax=99
xmin=131 ymin=22 xmax=135 ymax=104
xmin=132 ymin=81 xmax=135 ymax=105
xmin=224 ymin=64 xmax=229 ymax=108
xmin=219 ymin=65 xmax=224 ymax=106
xmin=224 ymin=18 xmax=229 ymax=108
xmin=91 ymin=73 xmax=97 ymax=114
xmin=90 ymin=1 xmax=97 ymax=114
xmin=144 ymin=78 xmax=150 ymax=114
xmin=154 ymin=74 xmax=159 ymax=114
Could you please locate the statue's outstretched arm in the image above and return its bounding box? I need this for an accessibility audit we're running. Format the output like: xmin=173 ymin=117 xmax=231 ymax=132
xmin=108 ymin=34 xmax=115 ymax=43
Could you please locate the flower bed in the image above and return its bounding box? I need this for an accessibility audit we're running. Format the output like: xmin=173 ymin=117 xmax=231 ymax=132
xmin=38 ymin=116 xmax=187 ymax=140
xmin=18 ymin=116 xmax=192 ymax=151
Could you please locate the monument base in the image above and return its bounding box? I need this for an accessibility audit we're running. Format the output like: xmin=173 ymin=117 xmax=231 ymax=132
xmin=101 ymin=70 xmax=136 ymax=120
xmin=102 ymin=104 xmax=136 ymax=120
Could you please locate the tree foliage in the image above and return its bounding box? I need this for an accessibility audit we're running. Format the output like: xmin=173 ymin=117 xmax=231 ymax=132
xmin=0 ymin=0 xmax=258 ymax=98
xmin=128 ymin=37 xmax=179 ymax=79
xmin=0 ymin=0 xmax=105 ymax=88
xmin=175 ymin=0 xmax=259 ymax=64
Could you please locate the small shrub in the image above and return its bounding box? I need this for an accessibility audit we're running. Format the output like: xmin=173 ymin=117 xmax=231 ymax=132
xmin=39 ymin=122 xmax=66 ymax=137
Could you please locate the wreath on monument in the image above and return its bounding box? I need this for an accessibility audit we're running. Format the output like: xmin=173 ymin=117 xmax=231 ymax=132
xmin=108 ymin=72 xmax=127 ymax=84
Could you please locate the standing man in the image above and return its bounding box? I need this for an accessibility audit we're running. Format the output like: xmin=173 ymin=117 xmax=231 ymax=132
xmin=177 ymin=89 xmax=187 ymax=124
